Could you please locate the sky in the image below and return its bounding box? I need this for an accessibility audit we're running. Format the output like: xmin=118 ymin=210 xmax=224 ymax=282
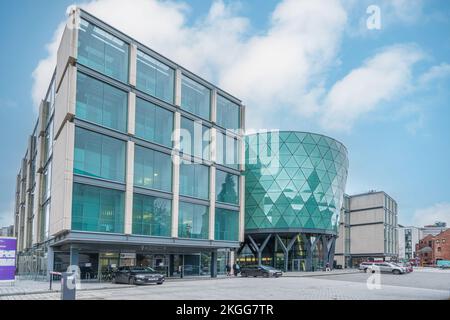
xmin=0 ymin=0 xmax=449 ymax=228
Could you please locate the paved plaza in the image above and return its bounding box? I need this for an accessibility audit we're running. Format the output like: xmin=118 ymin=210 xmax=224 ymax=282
xmin=0 ymin=268 xmax=449 ymax=300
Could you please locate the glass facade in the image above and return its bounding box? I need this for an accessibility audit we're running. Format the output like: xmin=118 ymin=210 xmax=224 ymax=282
xmin=135 ymin=98 xmax=173 ymax=147
xmin=134 ymin=145 xmax=172 ymax=192
xmin=74 ymin=127 xmax=126 ymax=183
xmin=181 ymin=75 xmax=211 ymax=120
xmin=76 ymin=72 xmax=128 ymax=132
xmin=178 ymin=202 xmax=209 ymax=239
xmin=78 ymin=19 xmax=129 ymax=83
xmin=72 ymin=183 xmax=125 ymax=233
xmin=136 ymin=50 xmax=174 ymax=103
xmin=245 ymin=131 xmax=348 ymax=233
xmin=180 ymin=117 xmax=210 ymax=160
xmin=179 ymin=162 xmax=209 ymax=200
xmin=216 ymin=95 xmax=240 ymax=130
xmin=216 ymin=130 xmax=239 ymax=169
xmin=216 ymin=170 xmax=239 ymax=205
xmin=132 ymin=193 xmax=172 ymax=237
xmin=215 ymin=208 xmax=239 ymax=241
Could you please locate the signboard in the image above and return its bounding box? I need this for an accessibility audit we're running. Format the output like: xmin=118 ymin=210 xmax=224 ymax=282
xmin=0 ymin=237 xmax=17 ymax=282
xmin=120 ymin=253 xmax=136 ymax=259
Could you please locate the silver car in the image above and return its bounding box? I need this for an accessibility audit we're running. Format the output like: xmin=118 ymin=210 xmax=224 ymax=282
xmin=365 ymin=262 xmax=406 ymax=275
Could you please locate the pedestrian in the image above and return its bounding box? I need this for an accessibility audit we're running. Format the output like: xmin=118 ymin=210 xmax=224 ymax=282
xmin=325 ymin=262 xmax=331 ymax=272
xmin=225 ymin=264 xmax=231 ymax=276
xmin=233 ymin=263 xmax=240 ymax=276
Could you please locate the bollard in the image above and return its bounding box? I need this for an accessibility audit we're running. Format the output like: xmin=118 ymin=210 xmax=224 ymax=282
xmin=61 ymin=272 xmax=77 ymax=300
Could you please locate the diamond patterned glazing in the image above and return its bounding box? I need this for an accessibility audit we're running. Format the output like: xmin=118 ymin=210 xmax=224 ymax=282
xmin=245 ymin=132 xmax=349 ymax=233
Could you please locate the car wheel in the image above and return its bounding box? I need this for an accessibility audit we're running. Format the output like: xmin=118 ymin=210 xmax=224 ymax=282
xmin=393 ymin=270 xmax=400 ymax=275
xmin=129 ymin=277 xmax=135 ymax=285
xmin=157 ymin=282 xmax=163 ymax=285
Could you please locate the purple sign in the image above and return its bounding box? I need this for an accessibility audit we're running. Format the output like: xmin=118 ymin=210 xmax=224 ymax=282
xmin=0 ymin=237 xmax=17 ymax=282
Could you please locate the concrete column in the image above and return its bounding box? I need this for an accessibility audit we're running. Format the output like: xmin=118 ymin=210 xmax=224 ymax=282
xmin=210 ymin=89 xmax=217 ymax=124
xmin=69 ymin=245 xmax=79 ymax=267
xmin=209 ymin=166 xmax=216 ymax=241
xmin=171 ymin=112 xmax=181 ymax=238
xmin=47 ymin=246 xmax=54 ymax=279
xmin=210 ymin=250 xmax=218 ymax=278
xmin=239 ymin=175 xmax=245 ymax=242
xmin=128 ymin=92 xmax=136 ymax=135
xmin=230 ymin=249 xmax=236 ymax=268
xmin=210 ymin=127 xmax=216 ymax=163
xmin=129 ymin=44 xmax=137 ymax=87
xmin=124 ymin=141 xmax=135 ymax=235
xmin=175 ymin=68 xmax=182 ymax=107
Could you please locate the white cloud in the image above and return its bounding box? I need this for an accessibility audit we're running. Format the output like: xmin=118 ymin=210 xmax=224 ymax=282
xmin=412 ymin=203 xmax=450 ymax=228
xmin=0 ymin=201 xmax=14 ymax=227
xmin=31 ymin=0 xmax=348 ymax=130
xmin=31 ymin=0 xmax=434 ymax=133
xmin=319 ymin=44 xmax=424 ymax=131
xmin=419 ymin=63 xmax=450 ymax=85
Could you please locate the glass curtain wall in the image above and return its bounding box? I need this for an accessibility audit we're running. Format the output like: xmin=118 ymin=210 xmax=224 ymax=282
xmin=134 ymin=146 xmax=172 ymax=192
xmin=135 ymin=98 xmax=173 ymax=147
xmin=132 ymin=193 xmax=172 ymax=237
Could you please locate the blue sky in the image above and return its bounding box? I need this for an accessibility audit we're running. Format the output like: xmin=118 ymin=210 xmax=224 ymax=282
xmin=0 ymin=0 xmax=449 ymax=228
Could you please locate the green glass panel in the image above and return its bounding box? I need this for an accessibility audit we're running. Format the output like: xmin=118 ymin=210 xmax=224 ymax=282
xmin=180 ymin=162 xmax=209 ymax=200
xmin=132 ymin=193 xmax=171 ymax=237
xmin=178 ymin=202 xmax=209 ymax=239
xmin=78 ymin=19 xmax=129 ymax=83
xmin=216 ymin=170 xmax=239 ymax=205
xmin=76 ymin=72 xmax=128 ymax=132
xmin=74 ymin=127 xmax=126 ymax=182
xmin=215 ymin=208 xmax=239 ymax=241
xmin=72 ymin=183 xmax=124 ymax=233
xmin=135 ymin=98 xmax=173 ymax=147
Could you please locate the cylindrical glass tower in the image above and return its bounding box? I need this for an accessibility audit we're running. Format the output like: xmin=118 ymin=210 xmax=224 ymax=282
xmin=241 ymin=131 xmax=349 ymax=271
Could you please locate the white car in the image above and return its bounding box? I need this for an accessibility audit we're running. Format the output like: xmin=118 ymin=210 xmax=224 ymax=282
xmin=365 ymin=262 xmax=406 ymax=275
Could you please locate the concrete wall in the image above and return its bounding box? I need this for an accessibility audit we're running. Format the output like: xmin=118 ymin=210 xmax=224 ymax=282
xmin=350 ymin=208 xmax=384 ymax=225
xmin=349 ymin=192 xmax=385 ymax=211
xmin=350 ymin=224 xmax=384 ymax=254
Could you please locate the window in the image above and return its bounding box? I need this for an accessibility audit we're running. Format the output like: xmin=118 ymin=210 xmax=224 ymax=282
xmin=72 ymin=183 xmax=125 ymax=233
xmin=74 ymin=127 xmax=126 ymax=183
xmin=136 ymin=50 xmax=174 ymax=103
xmin=132 ymin=193 xmax=171 ymax=237
xmin=45 ymin=78 xmax=56 ymax=125
xmin=179 ymin=162 xmax=209 ymax=200
xmin=135 ymin=98 xmax=173 ymax=147
xmin=78 ymin=19 xmax=129 ymax=83
xmin=215 ymin=170 xmax=239 ymax=205
xmin=41 ymin=165 xmax=52 ymax=203
xmin=44 ymin=120 xmax=54 ymax=163
xmin=76 ymin=72 xmax=128 ymax=132
xmin=134 ymin=146 xmax=172 ymax=192
xmin=215 ymin=208 xmax=239 ymax=241
xmin=216 ymin=95 xmax=240 ymax=130
xmin=40 ymin=202 xmax=50 ymax=242
xmin=216 ymin=131 xmax=239 ymax=169
xmin=180 ymin=117 xmax=210 ymax=160
xmin=181 ymin=75 xmax=210 ymax=120
xmin=178 ymin=202 xmax=209 ymax=239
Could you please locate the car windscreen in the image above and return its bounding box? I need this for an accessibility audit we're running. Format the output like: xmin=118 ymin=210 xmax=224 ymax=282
xmin=130 ymin=267 xmax=156 ymax=273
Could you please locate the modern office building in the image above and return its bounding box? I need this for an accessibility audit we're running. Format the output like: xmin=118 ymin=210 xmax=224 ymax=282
xmin=420 ymin=222 xmax=448 ymax=237
xmin=397 ymin=225 xmax=421 ymax=261
xmin=0 ymin=225 xmax=14 ymax=237
xmin=239 ymin=131 xmax=349 ymax=271
xmin=335 ymin=191 xmax=399 ymax=268
xmin=13 ymin=8 xmax=245 ymax=280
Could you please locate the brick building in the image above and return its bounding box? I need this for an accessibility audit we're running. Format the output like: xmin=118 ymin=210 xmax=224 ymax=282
xmin=416 ymin=229 xmax=450 ymax=266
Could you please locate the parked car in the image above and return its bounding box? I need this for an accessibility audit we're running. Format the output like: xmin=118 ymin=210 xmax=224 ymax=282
xmin=364 ymin=262 xmax=406 ymax=275
xmin=359 ymin=262 xmax=374 ymax=272
xmin=393 ymin=262 xmax=413 ymax=273
xmin=112 ymin=266 xmax=165 ymax=285
xmin=240 ymin=265 xmax=283 ymax=278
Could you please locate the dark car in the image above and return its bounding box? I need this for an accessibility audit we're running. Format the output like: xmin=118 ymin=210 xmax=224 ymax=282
xmin=240 ymin=265 xmax=283 ymax=278
xmin=112 ymin=266 xmax=165 ymax=285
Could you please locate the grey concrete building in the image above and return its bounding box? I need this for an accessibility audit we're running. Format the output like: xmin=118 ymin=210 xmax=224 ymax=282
xmin=335 ymin=191 xmax=399 ymax=268
xmin=13 ymin=8 xmax=245 ymax=280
